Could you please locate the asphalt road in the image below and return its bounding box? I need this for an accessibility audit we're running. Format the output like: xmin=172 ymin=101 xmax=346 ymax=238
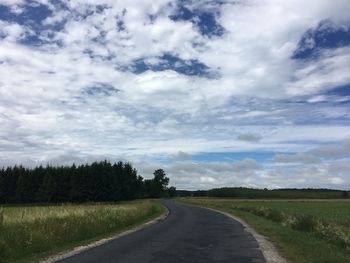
xmin=57 ymin=200 xmax=265 ymax=263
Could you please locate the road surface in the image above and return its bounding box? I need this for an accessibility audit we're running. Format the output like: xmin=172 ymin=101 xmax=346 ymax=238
xmin=58 ymin=200 xmax=265 ymax=263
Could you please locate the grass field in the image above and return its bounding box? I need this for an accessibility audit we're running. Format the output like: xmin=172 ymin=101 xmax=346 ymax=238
xmin=206 ymin=187 xmax=349 ymax=199
xmin=180 ymin=198 xmax=350 ymax=263
xmin=0 ymin=200 xmax=165 ymax=263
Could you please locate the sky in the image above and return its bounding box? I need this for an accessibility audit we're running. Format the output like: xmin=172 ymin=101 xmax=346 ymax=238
xmin=0 ymin=0 xmax=350 ymax=190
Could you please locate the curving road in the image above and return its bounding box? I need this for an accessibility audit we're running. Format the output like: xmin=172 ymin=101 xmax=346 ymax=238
xmin=57 ymin=200 xmax=265 ymax=263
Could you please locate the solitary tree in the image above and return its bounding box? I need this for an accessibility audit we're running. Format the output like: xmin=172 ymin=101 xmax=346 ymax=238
xmin=342 ymin=191 xmax=349 ymax=199
xmin=146 ymin=169 xmax=169 ymax=198
xmin=168 ymin=186 xmax=177 ymax=197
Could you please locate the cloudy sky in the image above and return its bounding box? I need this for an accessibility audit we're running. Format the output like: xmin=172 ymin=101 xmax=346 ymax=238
xmin=0 ymin=0 xmax=350 ymax=190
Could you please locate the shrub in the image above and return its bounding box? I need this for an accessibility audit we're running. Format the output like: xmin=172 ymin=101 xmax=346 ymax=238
xmin=266 ymin=209 xmax=284 ymax=223
xmin=292 ymin=215 xmax=317 ymax=232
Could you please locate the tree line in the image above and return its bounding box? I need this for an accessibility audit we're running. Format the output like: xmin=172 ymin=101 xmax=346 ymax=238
xmin=0 ymin=161 xmax=176 ymax=204
xmin=177 ymin=187 xmax=349 ymax=199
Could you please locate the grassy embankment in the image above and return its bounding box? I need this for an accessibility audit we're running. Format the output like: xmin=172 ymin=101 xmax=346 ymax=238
xmin=0 ymin=200 xmax=165 ymax=263
xmin=180 ymin=198 xmax=350 ymax=263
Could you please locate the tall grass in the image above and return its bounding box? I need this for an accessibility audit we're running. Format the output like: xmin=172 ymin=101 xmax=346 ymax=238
xmin=0 ymin=200 xmax=165 ymax=263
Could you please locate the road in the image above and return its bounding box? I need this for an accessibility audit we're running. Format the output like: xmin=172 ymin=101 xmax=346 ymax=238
xmin=58 ymin=200 xmax=265 ymax=263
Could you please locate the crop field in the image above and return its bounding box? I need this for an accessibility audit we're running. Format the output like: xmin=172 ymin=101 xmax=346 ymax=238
xmin=180 ymin=198 xmax=350 ymax=263
xmin=0 ymin=200 xmax=165 ymax=263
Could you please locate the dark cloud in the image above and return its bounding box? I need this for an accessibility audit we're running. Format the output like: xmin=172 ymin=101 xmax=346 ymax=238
xmin=169 ymin=151 xmax=192 ymax=161
xmin=308 ymin=139 xmax=350 ymax=158
xmin=274 ymin=153 xmax=321 ymax=164
xmin=237 ymin=133 xmax=262 ymax=142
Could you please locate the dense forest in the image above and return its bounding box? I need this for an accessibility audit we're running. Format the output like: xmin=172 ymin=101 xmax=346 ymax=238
xmin=0 ymin=161 xmax=175 ymax=204
xmin=177 ymin=187 xmax=349 ymax=199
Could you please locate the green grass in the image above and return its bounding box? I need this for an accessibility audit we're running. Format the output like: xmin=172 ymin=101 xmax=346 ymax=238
xmin=0 ymin=200 xmax=165 ymax=263
xmin=180 ymin=198 xmax=350 ymax=263
xmin=206 ymin=187 xmax=349 ymax=199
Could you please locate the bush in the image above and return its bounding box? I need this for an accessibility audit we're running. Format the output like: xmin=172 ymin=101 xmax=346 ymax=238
xmin=253 ymin=207 xmax=269 ymax=217
xmin=266 ymin=209 xmax=284 ymax=223
xmin=293 ymin=215 xmax=317 ymax=232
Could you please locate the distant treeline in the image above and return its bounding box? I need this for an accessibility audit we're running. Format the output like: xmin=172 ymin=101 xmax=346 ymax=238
xmin=0 ymin=161 xmax=175 ymax=204
xmin=177 ymin=187 xmax=349 ymax=199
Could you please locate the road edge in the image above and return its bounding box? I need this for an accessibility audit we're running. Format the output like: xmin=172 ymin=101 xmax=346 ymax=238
xmin=203 ymin=206 xmax=287 ymax=263
xmin=40 ymin=206 xmax=169 ymax=263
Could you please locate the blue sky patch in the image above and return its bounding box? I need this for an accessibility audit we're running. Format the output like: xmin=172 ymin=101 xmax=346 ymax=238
xmin=169 ymin=2 xmax=225 ymax=37
xmin=127 ymin=53 xmax=218 ymax=78
xmin=116 ymin=8 xmax=127 ymax=32
xmin=293 ymin=20 xmax=350 ymax=59
xmin=84 ymin=83 xmax=120 ymax=96
xmin=0 ymin=2 xmax=52 ymax=25
xmin=325 ymin=83 xmax=350 ymax=96
xmin=0 ymin=1 xmax=66 ymax=46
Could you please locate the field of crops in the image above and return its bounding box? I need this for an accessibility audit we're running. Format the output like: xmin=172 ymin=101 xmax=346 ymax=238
xmin=0 ymin=200 xmax=165 ymax=263
xmin=181 ymin=198 xmax=350 ymax=263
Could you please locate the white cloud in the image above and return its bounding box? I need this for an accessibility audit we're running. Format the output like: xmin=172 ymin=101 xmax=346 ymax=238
xmin=0 ymin=0 xmax=349 ymax=189
xmin=330 ymin=177 xmax=345 ymax=185
xmin=0 ymin=0 xmax=24 ymax=6
xmin=200 ymin=176 xmax=217 ymax=183
xmin=150 ymin=158 xmax=262 ymax=189
xmin=287 ymin=47 xmax=350 ymax=96
xmin=0 ymin=21 xmax=25 ymax=42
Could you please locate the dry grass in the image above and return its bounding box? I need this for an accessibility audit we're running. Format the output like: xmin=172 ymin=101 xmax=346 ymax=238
xmin=0 ymin=200 xmax=165 ymax=263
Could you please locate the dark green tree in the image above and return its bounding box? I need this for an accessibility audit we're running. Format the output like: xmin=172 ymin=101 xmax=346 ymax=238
xmin=37 ymin=172 xmax=57 ymax=203
xmin=15 ymin=167 xmax=37 ymax=202
xmin=0 ymin=167 xmax=19 ymax=203
xmin=146 ymin=169 xmax=169 ymax=198
xmin=0 ymin=161 xmax=172 ymax=204
xmin=168 ymin=186 xmax=177 ymax=197
xmin=341 ymin=191 xmax=349 ymax=199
